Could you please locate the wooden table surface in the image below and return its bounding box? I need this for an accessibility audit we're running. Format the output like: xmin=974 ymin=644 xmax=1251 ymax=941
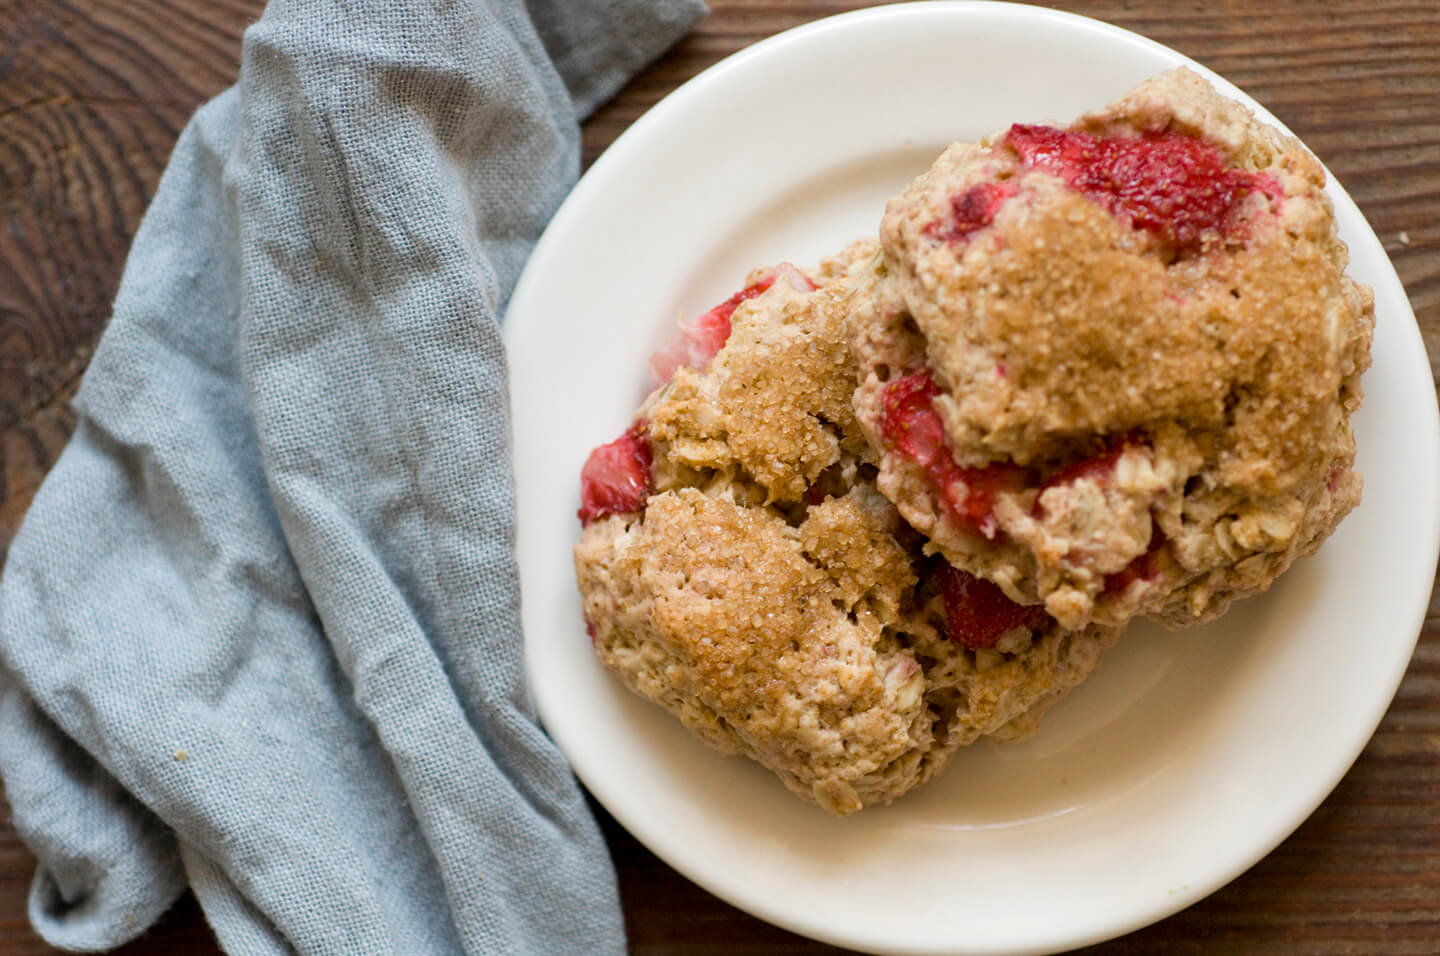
xmin=1 ymin=1 xmax=1437 ymax=953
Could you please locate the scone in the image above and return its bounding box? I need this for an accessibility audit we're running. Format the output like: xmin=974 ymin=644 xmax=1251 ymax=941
xmin=846 ymin=68 xmax=1373 ymax=631
xmin=574 ymin=256 xmax=1118 ymax=814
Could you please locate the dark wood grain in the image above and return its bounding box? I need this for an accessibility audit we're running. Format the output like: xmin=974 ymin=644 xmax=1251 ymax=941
xmin=0 ymin=0 xmax=260 ymax=563
xmin=1 ymin=1 xmax=1437 ymax=953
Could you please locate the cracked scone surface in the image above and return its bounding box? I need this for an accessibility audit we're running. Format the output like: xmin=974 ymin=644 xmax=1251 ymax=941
xmin=848 ymin=69 xmax=1373 ymax=631
xmin=575 ymin=262 xmax=1117 ymax=814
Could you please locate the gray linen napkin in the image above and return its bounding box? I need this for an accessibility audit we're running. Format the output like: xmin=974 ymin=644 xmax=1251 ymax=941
xmin=0 ymin=0 xmax=705 ymax=951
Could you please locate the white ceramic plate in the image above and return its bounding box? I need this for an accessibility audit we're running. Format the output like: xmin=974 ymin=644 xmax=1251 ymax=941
xmin=506 ymin=4 xmax=1440 ymax=954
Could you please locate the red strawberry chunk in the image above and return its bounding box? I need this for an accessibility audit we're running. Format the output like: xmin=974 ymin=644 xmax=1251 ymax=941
xmin=1102 ymin=525 xmax=1166 ymax=596
xmin=1041 ymin=439 xmax=1130 ymax=491
xmin=947 ymin=463 xmax=1027 ymax=539
xmin=881 ymin=370 xmax=1024 ymax=538
xmin=1003 ymin=124 xmax=1280 ymax=253
xmin=1033 ymin=433 xmax=1147 ymax=519
xmin=938 ymin=563 xmax=1050 ymax=650
xmin=578 ymin=422 xmax=653 ymax=524
xmin=648 ymin=280 xmax=767 ymax=385
xmin=924 ymin=181 xmax=1020 ymax=243
xmin=882 ymin=371 xmax=948 ymax=464
xmin=649 ymin=266 xmax=820 ymax=384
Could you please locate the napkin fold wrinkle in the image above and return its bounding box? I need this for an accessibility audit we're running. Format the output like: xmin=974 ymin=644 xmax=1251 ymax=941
xmin=0 ymin=0 xmax=706 ymax=952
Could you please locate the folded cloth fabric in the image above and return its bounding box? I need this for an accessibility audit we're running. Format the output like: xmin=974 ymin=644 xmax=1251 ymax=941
xmin=0 ymin=0 xmax=705 ymax=951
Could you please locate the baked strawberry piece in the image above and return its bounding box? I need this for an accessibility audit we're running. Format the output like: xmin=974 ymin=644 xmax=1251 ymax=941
xmin=646 ymin=266 xmax=813 ymax=386
xmin=577 ymin=424 xmax=653 ymax=524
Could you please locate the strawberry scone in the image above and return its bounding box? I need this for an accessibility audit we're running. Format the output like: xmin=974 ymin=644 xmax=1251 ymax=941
xmin=847 ymin=69 xmax=1373 ymax=631
xmin=573 ymin=255 xmax=1118 ymax=814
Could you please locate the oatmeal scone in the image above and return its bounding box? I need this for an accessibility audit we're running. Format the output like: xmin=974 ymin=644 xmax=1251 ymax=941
xmin=574 ymin=258 xmax=1118 ymax=814
xmin=847 ymin=69 xmax=1373 ymax=631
